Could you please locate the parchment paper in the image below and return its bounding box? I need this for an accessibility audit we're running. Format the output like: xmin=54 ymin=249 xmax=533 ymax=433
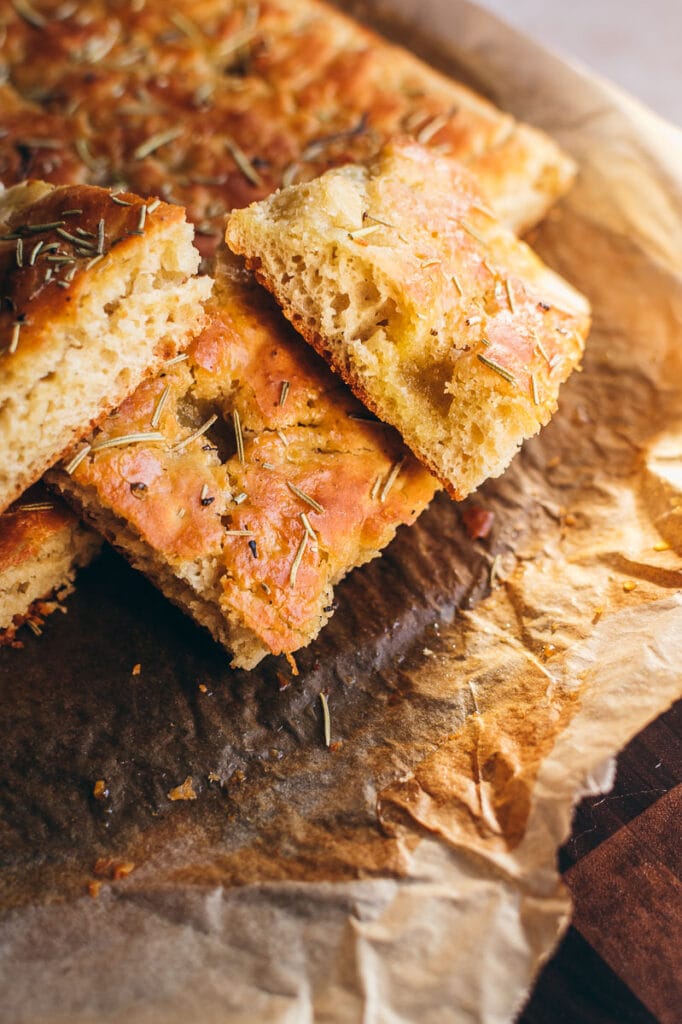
xmin=1 ymin=2 xmax=681 ymax=1021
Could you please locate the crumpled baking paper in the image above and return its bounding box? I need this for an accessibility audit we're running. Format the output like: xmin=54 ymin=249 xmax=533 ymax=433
xmin=0 ymin=2 xmax=681 ymax=1021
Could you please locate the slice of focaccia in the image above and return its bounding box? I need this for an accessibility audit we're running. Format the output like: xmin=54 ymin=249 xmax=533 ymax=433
xmin=0 ymin=485 xmax=101 ymax=645
xmin=225 ymin=141 xmax=591 ymax=499
xmin=49 ymin=251 xmax=438 ymax=670
xmin=0 ymin=0 xmax=575 ymax=242
xmin=0 ymin=181 xmax=211 ymax=512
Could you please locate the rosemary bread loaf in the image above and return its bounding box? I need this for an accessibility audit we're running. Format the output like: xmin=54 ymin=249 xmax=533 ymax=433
xmin=1 ymin=0 xmax=575 ymax=248
xmin=49 ymin=250 xmax=438 ymax=669
xmin=225 ymin=141 xmax=591 ymax=499
xmin=0 ymin=486 xmax=100 ymax=645
xmin=0 ymin=181 xmax=210 ymax=512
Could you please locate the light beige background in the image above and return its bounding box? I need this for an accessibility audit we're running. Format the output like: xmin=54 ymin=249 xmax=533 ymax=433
xmin=478 ymin=0 xmax=681 ymax=125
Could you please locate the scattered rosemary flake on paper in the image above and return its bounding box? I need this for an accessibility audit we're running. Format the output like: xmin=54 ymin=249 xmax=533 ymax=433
xmin=279 ymin=380 xmax=290 ymax=407
xmin=319 ymin=692 xmax=331 ymax=748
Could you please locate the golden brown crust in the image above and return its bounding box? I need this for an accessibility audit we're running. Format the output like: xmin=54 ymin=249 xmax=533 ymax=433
xmin=0 ymin=0 xmax=575 ymax=254
xmin=0 ymin=182 xmax=186 ymax=362
xmin=226 ymin=141 xmax=591 ymax=499
xmin=51 ymin=252 xmax=438 ymax=664
xmin=0 ymin=485 xmax=77 ymax=572
xmin=0 ymin=86 xmax=88 ymax=188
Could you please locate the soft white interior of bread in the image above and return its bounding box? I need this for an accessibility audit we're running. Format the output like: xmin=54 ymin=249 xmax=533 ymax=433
xmin=0 ymin=220 xmax=211 ymax=510
xmin=0 ymin=520 xmax=100 ymax=630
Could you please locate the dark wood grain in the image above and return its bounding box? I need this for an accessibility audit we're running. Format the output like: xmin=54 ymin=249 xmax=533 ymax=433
xmin=520 ymin=700 xmax=682 ymax=1023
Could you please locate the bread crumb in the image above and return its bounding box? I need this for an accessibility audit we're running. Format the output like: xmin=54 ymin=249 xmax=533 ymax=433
xmin=461 ymin=505 xmax=494 ymax=540
xmin=87 ymin=881 xmax=102 ymax=899
xmin=168 ymin=776 xmax=197 ymax=801
xmin=285 ymin=651 xmax=299 ymax=676
xmin=623 ymin=580 xmax=637 ymax=592
xmin=93 ymin=779 xmax=108 ymax=800
xmin=131 ymin=663 xmax=141 ymax=675
xmin=112 ymin=861 xmax=135 ymax=880
xmin=653 ymin=541 xmax=670 ymax=552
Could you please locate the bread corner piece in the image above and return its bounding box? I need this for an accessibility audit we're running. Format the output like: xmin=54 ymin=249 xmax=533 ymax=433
xmin=49 ymin=250 xmax=438 ymax=670
xmin=0 ymin=180 xmax=211 ymax=513
xmin=225 ymin=140 xmax=591 ymax=500
xmin=0 ymin=484 xmax=101 ymax=645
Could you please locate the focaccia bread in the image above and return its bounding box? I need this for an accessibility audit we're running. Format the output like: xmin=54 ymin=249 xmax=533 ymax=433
xmin=0 ymin=85 xmax=87 ymax=188
xmin=0 ymin=180 xmax=210 ymax=512
xmin=0 ymin=485 xmax=101 ymax=645
xmin=225 ymin=141 xmax=591 ymax=499
xmin=49 ymin=251 xmax=438 ymax=669
xmin=0 ymin=0 xmax=575 ymax=250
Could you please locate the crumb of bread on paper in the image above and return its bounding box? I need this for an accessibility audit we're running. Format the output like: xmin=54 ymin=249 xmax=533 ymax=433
xmin=225 ymin=140 xmax=591 ymax=499
xmin=0 ymin=180 xmax=211 ymax=513
xmin=49 ymin=251 xmax=438 ymax=670
xmin=168 ymin=777 xmax=197 ymax=802
xmin=1 ymin=1 xmax=574 ymax=244
xmin=0 ymin=485 xmax=101 ymax=644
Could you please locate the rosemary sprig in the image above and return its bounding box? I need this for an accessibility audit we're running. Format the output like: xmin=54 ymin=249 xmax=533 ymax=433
xmin=64 ymin=444 xmax=92 ymax=475
xmin=348 ymin=224 xmax=382 ymax=240
xmin=225 ymin=136 xmax=262 ymax=187
xmin=416 ymin=113 xmax=449 ymax=145
xmin=232 ymin=409 xmax=245 ymax=464
xmin=9 ymin=321 xmax=22 ymax=354
xmin=287 ymin=481 xmax=325 ymax=514
xmin=150 ymin=384 xmax=171 ymax=428
xmin=289 ymin=533 xmax=308 ymax=587
xmin=477 ymin=353 xmax=517 ymax=386
xmin=90 ymin=431 xmax=165 ymax=452
xmin=12 ymin=0 xmax=46 ymax=29
xmin=133 ymin=127 xmax=183 ymax=161
xmin=173 ymin=414 xmax=218 ymax=451
xmin=379 ymin=459 xmax=404 ymax=502
xmin=300 ymin=512 xmax=317 ymax=543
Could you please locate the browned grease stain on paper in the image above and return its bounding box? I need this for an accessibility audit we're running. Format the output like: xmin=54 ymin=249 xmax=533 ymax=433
xmin=378 ymin=635 xmax=583 ymax=854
